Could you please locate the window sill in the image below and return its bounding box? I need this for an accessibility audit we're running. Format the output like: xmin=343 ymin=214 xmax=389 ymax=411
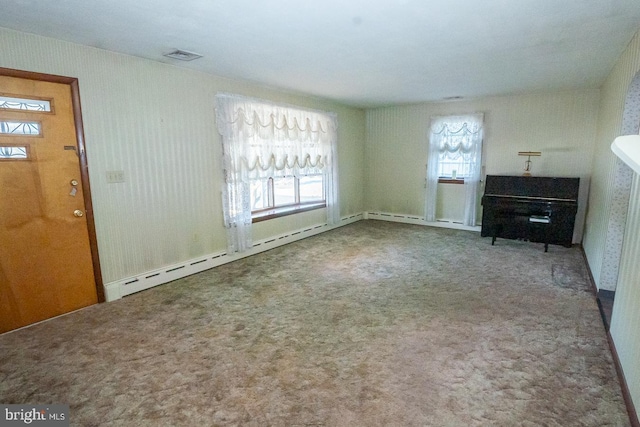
xmin=438 ymin=178 xmax=465 ymax=184
xmin=252 ymin=202 xmax=326 ymax=223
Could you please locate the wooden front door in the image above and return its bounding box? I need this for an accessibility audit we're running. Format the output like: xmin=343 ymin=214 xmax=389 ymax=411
xmin=0 ymin=70 xmax=103 ymax=333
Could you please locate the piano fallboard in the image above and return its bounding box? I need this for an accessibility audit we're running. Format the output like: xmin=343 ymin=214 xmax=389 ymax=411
xmin=481 ymin=175 xmax=579 ymax=248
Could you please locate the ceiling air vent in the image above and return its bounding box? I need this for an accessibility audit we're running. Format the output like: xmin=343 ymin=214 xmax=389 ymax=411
xmin=163 ymin=49 xmax=203 ymax=61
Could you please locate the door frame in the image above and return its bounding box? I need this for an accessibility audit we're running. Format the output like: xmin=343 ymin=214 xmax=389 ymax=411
xmin=1 ymin=66 xmax=105 ymax=303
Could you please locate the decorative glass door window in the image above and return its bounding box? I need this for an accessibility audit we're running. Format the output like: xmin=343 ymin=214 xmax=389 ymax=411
xmin=0 ymin=96 xmax=51 ymax=112
xmin=0 ymin=121 xmax=41 ymax=135
xmin=0 ymin=96 xmax=49 ymax=158
xmin=0 ymin=145 xmax=29 ymax=160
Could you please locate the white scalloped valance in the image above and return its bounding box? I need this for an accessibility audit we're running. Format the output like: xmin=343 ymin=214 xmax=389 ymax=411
xmin=216 ymin=93 xmax=337 ymax=179
xmin=240 ymin=153 xmax=325 ymax=172
xmin=430 ymin=114 xmax=484 ymax=161
xmin=216 ymin=94 xmax=336 ymax=142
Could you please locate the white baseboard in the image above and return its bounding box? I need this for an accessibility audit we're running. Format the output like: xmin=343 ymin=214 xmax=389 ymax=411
xmin=103 ymin=213 xmax=363 ymax=301
xmin=365 ymin=211 xmax=481 ymax=232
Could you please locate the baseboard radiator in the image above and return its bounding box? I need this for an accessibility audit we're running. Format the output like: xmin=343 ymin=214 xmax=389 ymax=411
xmin=365 ymin=211 xmax=481 ymax=232
xmin=104 ymin=211 xmax=480 ymax=301
xmin=104 ymin=213 xmax=363 ymax=301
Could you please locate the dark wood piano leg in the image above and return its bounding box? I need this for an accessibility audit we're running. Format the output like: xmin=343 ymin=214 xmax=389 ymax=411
xmin=491 ymin=224 xmax=502 ymax=246
xmin=543 ymin=221 xmax=550 ymax=252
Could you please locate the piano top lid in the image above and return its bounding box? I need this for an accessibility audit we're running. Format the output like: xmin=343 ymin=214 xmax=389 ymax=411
xmin=611 ymin=135 xmax=640 ymax=175
xmin=484 ymin=175 xmax=580 ymax=201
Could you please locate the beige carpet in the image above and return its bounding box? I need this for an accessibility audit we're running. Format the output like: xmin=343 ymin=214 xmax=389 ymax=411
xmin=0 ymin=220 xmax=630 ymax=426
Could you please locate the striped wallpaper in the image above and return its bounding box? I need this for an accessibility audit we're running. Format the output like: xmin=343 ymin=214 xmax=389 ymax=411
xmin=2 ymin=19 xmax=639 ymax=421
xmin=365 ymin=89 xmax=600 ymax=239
xmin=0 ymin=27 xmax=366 ymax=285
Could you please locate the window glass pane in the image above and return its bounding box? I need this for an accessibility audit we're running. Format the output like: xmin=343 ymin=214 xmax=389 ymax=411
xmin=299 ymin=175 xmax=324 ymax=203
xmin=438 ymin=158 xmax=471 ymax=178
xmin=0 ymin=146 xmax=28 ymax=159
xmin=0 ymin=121 xmax=41 ymax=135
xmin=0 ymin=96 xmax=51 ymax=112
xmin=274 ymin=177 xmax=295 ymax=206
xmin=250 ymin=179 xmax=270 ymax=210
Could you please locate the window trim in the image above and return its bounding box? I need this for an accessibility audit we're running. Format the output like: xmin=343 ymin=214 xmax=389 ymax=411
xmin=252 ymin=201 xmax=326 ymax=223
xmin=438 ymin=178 xmax=465 ymax=184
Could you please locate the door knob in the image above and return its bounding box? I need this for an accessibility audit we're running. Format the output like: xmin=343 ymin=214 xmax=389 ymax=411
xmin=73 ymin=209 xmax=84 ymax=217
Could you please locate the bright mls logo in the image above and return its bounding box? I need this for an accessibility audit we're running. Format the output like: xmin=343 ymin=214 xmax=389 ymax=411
xmin=0 ymin=405 xmax=69 ymax=427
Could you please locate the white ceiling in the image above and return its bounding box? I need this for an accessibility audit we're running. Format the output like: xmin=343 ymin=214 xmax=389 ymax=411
xmin=2 ymin=0 xmax=640 ymax=107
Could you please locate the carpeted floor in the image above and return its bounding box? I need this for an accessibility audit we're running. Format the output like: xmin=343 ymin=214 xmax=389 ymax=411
xmin=0 ymin=220 xmax=630 ymax=426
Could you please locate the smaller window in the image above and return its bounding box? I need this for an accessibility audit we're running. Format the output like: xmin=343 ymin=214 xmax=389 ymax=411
xmin=437 ymin=151 xmax=473 ymax=179
xmin=438 ymin=162 xmax=469 ymax=180
xmin=431 ymin=117 xmax=483 ymax=181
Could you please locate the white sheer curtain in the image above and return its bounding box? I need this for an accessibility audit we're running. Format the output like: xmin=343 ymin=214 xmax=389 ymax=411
xmin=215 ymin=94 xmax=339 ymax=253
xmin=425 ymin=114 xmax=484 ymax=226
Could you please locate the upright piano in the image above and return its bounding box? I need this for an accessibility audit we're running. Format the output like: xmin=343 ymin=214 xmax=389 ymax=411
xmin=481 ymin=175 xmax=580 ymax=250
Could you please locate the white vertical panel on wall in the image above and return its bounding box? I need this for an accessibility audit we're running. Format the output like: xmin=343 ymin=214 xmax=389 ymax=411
xmin=583 ymin=28 xmax=640 ymax=419
xmin=610 ymin=174 xmax=640 ymax=413
xmin=0 ymin=27 xmax=365 ymax=285
xmin=583 ymin=31 xmax=640 ymax=288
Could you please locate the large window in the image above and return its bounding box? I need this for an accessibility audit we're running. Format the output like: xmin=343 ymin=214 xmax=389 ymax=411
xmin=216 ymin=94 xmax=339 ymax=253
